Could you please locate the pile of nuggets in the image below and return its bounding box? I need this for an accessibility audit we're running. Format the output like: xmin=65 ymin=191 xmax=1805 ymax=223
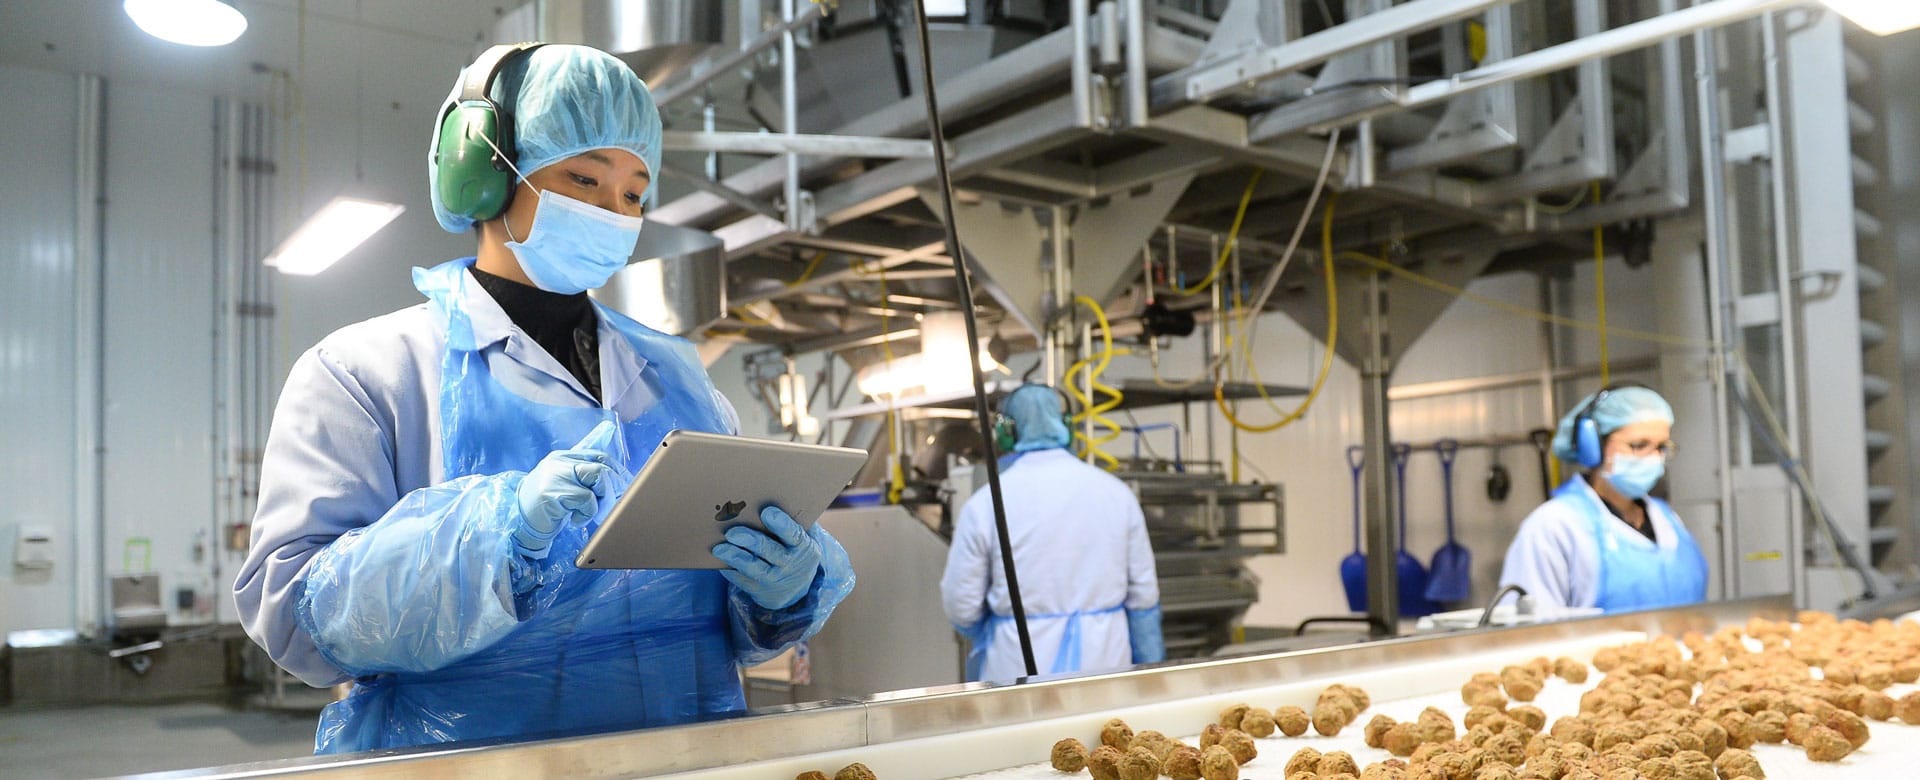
xmin=1043 ymin=611 xmax=1920 ymax=780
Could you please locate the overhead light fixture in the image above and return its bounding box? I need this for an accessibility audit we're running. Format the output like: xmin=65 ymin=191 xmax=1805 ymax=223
xmin=1821 ymin=0 xmax=1920 ymax=35
xmin=266 ymin=197 xmax=406 ymax=276
xmin=124 ymin=0 xmax=249 ymax=47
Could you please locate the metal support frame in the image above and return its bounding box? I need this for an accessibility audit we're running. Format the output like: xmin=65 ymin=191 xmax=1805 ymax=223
xmin=1697 ymin=15 xmax=1750 ymax=602
xmin=1383 ymin=4 xmax=1522 ymax=174
xmin=781 ymin=0 xmax=807 ymax=234
xmin=1164 ymin=0 xmax=1522 ymax=105
xmin=653 ymin=2 xmax=827 ymax=107
xmin=662 ymin=163 xmax=782 ymax=220
xmin=663 ymin=131 xmax=936 ymax=158
xmin=1360 ymin=270 xmax=1400 ymax=637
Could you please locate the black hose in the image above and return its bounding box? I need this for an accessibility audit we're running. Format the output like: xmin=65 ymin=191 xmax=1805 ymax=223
xmin=910 ymin=0 xmax=1038 ymax=678
xmin=1478 ymin=584 xmax=1528 ymax=628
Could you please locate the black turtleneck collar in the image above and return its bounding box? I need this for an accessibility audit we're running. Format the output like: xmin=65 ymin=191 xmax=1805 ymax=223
xmin=469 ymin=265 xmax=602 ymax=402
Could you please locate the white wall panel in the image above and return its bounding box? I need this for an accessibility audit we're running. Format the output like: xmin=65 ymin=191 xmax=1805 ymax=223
xmin=0 ymin=64 xmax=81 ymax=635
xmin=101 ymin=84 xmax=219 ymax=624
xmin=272 ymin=103 xmax=474 ymax=375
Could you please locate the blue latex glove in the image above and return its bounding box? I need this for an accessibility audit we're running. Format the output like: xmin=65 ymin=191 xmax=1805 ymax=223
xmin=712 ymin=506 xmax=822 ymax=610
xmin=513 ymin=423 xmax=618 ymax=559
xmin=1127 ymin=606 xmax=1165 ymax=665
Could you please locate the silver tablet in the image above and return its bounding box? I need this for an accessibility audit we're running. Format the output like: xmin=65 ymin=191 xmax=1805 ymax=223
xmin=575 ymin=430 xmax=869 ymax=570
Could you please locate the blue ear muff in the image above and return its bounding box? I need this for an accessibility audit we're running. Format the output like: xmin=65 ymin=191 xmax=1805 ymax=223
xmin=1574 ymin=415 xmax=1604 ymax=469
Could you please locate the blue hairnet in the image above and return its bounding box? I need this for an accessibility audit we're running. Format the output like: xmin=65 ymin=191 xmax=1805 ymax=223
xmin=1551 ymin=386 xmax=1675 ymax=462
xmin=430 ymin=44 xmax=664 ymax=233
xmin=1004 ymin=384 xmax=1072 ymax=452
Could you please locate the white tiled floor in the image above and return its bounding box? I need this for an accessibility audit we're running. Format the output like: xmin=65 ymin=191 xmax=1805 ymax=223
xmin=0 ymin=701 xmax=316 ymax=779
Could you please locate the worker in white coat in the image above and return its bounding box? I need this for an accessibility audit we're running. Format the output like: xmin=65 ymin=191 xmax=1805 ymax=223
xmin=232 ymin=44 xmax=853 ymax=754
xmin=1498 ymin=384 xmax=1706 ymax=612
xmin=941 ymin=384 xmax=1163 ymax=683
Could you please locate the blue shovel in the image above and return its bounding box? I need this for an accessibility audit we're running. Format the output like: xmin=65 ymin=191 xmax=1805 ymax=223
xmin=1425 ymin=439 xmax=1472 ymax=603
xmin=1393 ymin=443 xmax=1437 ymax=617
xmin=1340 ymin=445 xmax=1367 ymax=612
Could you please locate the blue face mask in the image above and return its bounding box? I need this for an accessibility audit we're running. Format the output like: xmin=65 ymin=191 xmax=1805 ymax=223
xmin=1604 ymin=452 xmax=1665 ymax=499
xmin=505 ymin=190 xmax=644 ymax=294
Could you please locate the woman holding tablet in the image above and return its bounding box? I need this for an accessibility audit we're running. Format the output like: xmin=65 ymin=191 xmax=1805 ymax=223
xmin=233 ymin=44 xmax=853 ymax=754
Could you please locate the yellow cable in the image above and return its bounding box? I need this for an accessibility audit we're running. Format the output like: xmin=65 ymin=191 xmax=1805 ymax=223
xmin=729 ymin=306 xmax=773 ymax=326
xmin=1527 ymin=183 xmax=1589 ymax=215
xmin=1167 ymin=171 xmax=1262 ymax=296
xmin=785 ymin=251 xmax=828 ymax=288
xmin=1063 ymin=295 xmax=1124 ymax=471
xmin=1331 ymin=251 xmax=1708 ymax=349
xmin=877 ymin=266 xmax=905 ymax=503
xmin=1593 ymin=181 xmax=1609 ymax=385
xmin=1213 ymin=196 xmax=1342 ymax=433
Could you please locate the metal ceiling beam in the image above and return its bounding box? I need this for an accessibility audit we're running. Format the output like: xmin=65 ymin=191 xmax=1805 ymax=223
xmin=650 ymin=22 xmax=1082 ymax=230
xmin=1156 ymin=0 xmax=1523 ymax=107
xmin=662 ymin=131 xmax=937 ymax=159
xmin=731 ymin=241 xmax=950 ymax=307
xmin=812 ymin=96 xmax=1089 ymax=228
xmin=1303 ymin=0 xmax=1803 ymax=128
xmin=662 ymin=164 xmax=781 ymax=221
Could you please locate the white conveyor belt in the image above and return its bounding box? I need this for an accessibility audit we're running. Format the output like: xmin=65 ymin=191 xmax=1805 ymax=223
xmin=660 ymin=625 xmax=1920 ymax=780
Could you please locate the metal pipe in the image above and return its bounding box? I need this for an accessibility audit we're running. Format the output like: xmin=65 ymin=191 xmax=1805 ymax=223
xmin=1760 ymin=13 xmax=1803 ymax=461
xmin=1389 ymin=357 xmax=1659 ymax=401
xmin=1099 ymin=1 xmax=1122 ymax=72
xmin=1696 ymin=16 xmax=1743 ymax=602
xmin=703 ymin=101 xmax=719 ymax=180
xmin=1072 ymin=0 xmax=1094 ymax=128
xmin=79 ymin=75 xmax=109 ymax=632
xmin=782 ymin=0 xmax=803 ymax=233
xmin=661 ymin=163 xmax=782 ymax=220
xmin=1362 ymin=271 xmax=1400 ymax=637
xmin=1082 ymin=322 xmax=1096 ymax=463
xmin=662 ymin=131 xmax=936 ymax=158
xmin=1124 ymin=0 xmax=1148 ymax=127
xmin=653 ymin=2 xmax=826 ymax=106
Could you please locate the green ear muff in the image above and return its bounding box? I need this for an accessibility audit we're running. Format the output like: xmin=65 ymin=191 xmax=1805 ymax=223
xmin=434 ymin=102 xmax=514 ymax=223
xmin=990 ymin=409 xmax=1077 ymax=454
xmin=431 ymin=42 xmax=545 ymax=226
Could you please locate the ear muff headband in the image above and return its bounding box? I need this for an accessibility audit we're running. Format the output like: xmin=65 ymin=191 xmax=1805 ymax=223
xmin=434 ymin=42 xmax=545 ymax=224
xmin=1572 ymin=381 xmax=1650 ymax=469
xmin=994 ymin=384 xmax=1076 ymax=454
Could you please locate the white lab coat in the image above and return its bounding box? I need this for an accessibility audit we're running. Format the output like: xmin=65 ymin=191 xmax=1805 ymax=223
xmin=940 ymin=448 xmax=1159 ymax=683
xmin=1497 ymin=475 xmax=1698 ymax=610
xmin=232 ymin=268 xmax=736 ymax=687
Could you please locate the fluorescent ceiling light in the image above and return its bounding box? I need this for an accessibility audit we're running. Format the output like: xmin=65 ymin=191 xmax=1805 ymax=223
xmin=124 ymin=0 xmax=248 ymax=47
xmin=925 ymin=0 xmax=968 ymax=17
xmin=266 ymin=197 xmax=406 ymax=276
xmin=1821 ymin=0 xmax=1920 ymax=35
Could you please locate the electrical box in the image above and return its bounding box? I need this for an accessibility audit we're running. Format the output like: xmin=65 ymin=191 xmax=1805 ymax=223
xmin=14 ymin=525 xmax=54 ymax=570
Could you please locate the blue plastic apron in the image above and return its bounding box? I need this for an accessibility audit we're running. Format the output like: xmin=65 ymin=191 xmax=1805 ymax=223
xmin=313 ymin=258 xmax=740 ymax=752
xmin=980 ymin=603 xmax=1126 ymax=679
xmin=1556 ymin=476 xmax=1707 ymax=612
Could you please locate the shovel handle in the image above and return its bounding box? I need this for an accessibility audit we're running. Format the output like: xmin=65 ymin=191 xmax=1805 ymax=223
xmin=1346 ymin=444 xmax=1365 ymax=473
xmin=1436 ymin=439 xmax=1458 ymax=537
xmin=1391 ymin=443 xmax=1411 ymax=540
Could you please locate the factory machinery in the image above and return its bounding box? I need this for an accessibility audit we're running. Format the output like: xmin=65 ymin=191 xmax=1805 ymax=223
xmin=540 ymin=0 xmax=1920 ymax=641
xmin=140 ymin=596 xmax=1920 ymax=777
